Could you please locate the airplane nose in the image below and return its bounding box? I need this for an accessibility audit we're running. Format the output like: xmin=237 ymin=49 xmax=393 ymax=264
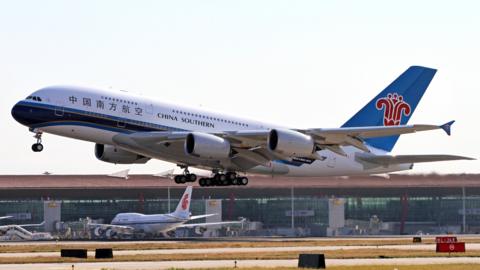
xmin=11 ymin=102 xmax=21 ymax=122
xmin=11 ymin=102 xmax=31 ymax=126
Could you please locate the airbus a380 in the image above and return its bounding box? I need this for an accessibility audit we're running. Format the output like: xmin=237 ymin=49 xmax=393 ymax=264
xmin=11 ymin=66 xmax=472 ymax=186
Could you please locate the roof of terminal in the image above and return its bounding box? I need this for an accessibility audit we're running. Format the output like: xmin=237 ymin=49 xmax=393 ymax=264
xmin=0 ymin=174 xmax=478 ymax=199
xmin=0 ymin=174 xmax=478 ymax=189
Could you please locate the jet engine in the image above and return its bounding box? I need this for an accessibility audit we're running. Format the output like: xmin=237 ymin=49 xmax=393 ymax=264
xmin=105 ymin=228 xmax=116 ymax=239
xmin=185 ymin=132 xmax=231 ymax=159
xmin=95 ymin=144 xmax=150 ymax=164
xmin=195 ymin=226 xmax=207 ymax=234
xmin=93 ymin=227 xmax=103 ymax=237
xmin=268 ymin=129 xmax=315 ymax=157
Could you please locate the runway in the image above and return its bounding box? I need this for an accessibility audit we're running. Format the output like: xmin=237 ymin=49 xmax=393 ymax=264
xmin=1 ymin=243 xmax=480 ymax=258
xmin=1 ymin=238 xmax=480 ymax=269
xmin=1 ymin=257 xmax=480 ymax=270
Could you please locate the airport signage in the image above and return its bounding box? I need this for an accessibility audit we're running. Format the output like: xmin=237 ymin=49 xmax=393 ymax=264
xmin=458 ymin=208 xmax=480 ymax=215
xmin=285 ymin=210 xmax=314 ymax=217
xmin=435 ymin=236 xmax=458 ymax=243
xmin=436 ymin=242 xmax=466 ymax=253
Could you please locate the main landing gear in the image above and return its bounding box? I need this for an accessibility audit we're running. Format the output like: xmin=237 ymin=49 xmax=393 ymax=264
xmin=198 ymin=172 xmax=248 ymax=187
xmin=31 ymin=132 xmax=43 ymax=152
xmin=173 ymin=167 xmax=197 ymax=184
xmin=173 ymin=173 xmax=197 ymax=184
xmin=172 ymin=167 xmax=249 ymax=187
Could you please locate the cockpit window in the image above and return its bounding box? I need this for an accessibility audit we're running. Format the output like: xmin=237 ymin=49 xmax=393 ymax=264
xmin=27 ymin=96 xmax=42 ymax=102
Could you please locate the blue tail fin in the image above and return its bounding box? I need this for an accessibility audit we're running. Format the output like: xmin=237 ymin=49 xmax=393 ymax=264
xmin=342 ymin=66 xmax=437 ymax=152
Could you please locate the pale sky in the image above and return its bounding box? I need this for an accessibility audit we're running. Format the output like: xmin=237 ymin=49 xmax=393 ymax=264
xmin=1 ymin=0 xmax=479 ymax=175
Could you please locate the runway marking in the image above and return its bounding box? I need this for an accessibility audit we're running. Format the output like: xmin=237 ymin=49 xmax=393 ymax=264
xmin=1 ymin=258 xmax=480 ymax=270
xmin=3 ymin=243 xmax=480 ymax=258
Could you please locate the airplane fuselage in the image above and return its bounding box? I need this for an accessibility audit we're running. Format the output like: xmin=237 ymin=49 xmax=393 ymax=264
xmin=111 ymin=212 xmax=187 ymax=234
xmin=11 ymin=86 xmax=411 ymax=176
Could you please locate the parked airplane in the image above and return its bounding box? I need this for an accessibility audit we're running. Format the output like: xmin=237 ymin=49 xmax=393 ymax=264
xmin=11 ymin=66 xmax=472 ymax=186
xmin=88 ymin=186 xmax=243 ymax=238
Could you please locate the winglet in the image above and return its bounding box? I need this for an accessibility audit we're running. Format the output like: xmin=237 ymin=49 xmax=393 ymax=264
xmin=440 ymin=120 xmax=455 ymax=136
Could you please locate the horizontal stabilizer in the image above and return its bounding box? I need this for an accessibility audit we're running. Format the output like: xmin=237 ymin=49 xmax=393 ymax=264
xmin=356 ymin=153 xmax=474 ymax=168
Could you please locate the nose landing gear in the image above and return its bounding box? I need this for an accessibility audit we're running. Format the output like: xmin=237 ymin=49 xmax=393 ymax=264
xmin=31 ymin=132 xmax=43 ymax=152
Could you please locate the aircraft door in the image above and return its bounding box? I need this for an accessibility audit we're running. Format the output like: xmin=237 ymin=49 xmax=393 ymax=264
xmin=53 ymin=98 xmax=64 ymax=117
xmin=327 ymin=152 xmax=336 ymax=168
xmin=145 ymin=104 xmax=153 ymax=115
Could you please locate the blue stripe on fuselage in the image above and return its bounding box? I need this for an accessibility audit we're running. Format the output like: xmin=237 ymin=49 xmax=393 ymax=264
xmin=274 ymin=159 xmax=304 ymax=167
xmin=12 ymin=101 xmax=185 ymax=133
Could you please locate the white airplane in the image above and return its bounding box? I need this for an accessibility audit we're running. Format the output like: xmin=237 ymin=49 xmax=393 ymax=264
xmin=11 ymin=66 xmax=472 ymax=186
xmin=89 ymin=186 xmax=243 ymax=238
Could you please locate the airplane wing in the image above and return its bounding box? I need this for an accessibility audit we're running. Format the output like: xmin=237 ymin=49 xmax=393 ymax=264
xmin=177 ymin=219 xmax=245 ymax=228
xmin=19 ymin=221 xmax=45 ymax=228
xmin=0 ymin=221 xmax=45 ymax=229
xmin=221 ymin=121 xmax=454 ymax=156
xmin=190 ymin=214 xmax=217 ymax=220
xmin=86 ymin=223 xmax=134 ymax=231
xmin=0 ymin=216 xmax=13 ymax=220
xmin=111 ymin=121 xmax=460 ymax=170
xmin=355 ymin=153 xmax=474 ymax=169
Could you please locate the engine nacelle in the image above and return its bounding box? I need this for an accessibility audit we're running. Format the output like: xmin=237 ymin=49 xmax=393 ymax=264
xmin=185 ymin=132 xmax=231 ymax=159
xmin=268 ymin=129 xmax=315 ymax=157
xmin=195 ymin=226 xmax=207 ymax=234
xmin=95 ymin=144 xmax=150 ymax=164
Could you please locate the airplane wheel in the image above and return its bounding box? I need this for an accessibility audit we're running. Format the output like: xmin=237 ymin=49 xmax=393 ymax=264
xmin=179 ymin=175 xmax=187 ymax=184
xmin=187 ymin=174 xmax=197 ymax=182
xmin=199 ymin=178 xmax=206 ymax=187
xmin=174 ymin=175 xmax=187 ymax=184
xmin=231 ymin=178 xmax=238 ymax=185
xmin=226 ymin=172 xmax=236 ymax=181
xmin=205 ymin=178 xmax=212 ymax=186
xmin=31 ymin=143 xmax=43 ymax=152
xmin=239 ymin=177 xmax=248 ymax=186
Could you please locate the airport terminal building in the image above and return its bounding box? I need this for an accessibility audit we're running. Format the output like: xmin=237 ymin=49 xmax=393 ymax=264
xmin=0 ymin=174 xmax=479 ymax=239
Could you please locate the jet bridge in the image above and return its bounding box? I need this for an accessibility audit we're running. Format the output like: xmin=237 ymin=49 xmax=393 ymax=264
xmin=0 ymin=225 xmax=52 ymax=241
